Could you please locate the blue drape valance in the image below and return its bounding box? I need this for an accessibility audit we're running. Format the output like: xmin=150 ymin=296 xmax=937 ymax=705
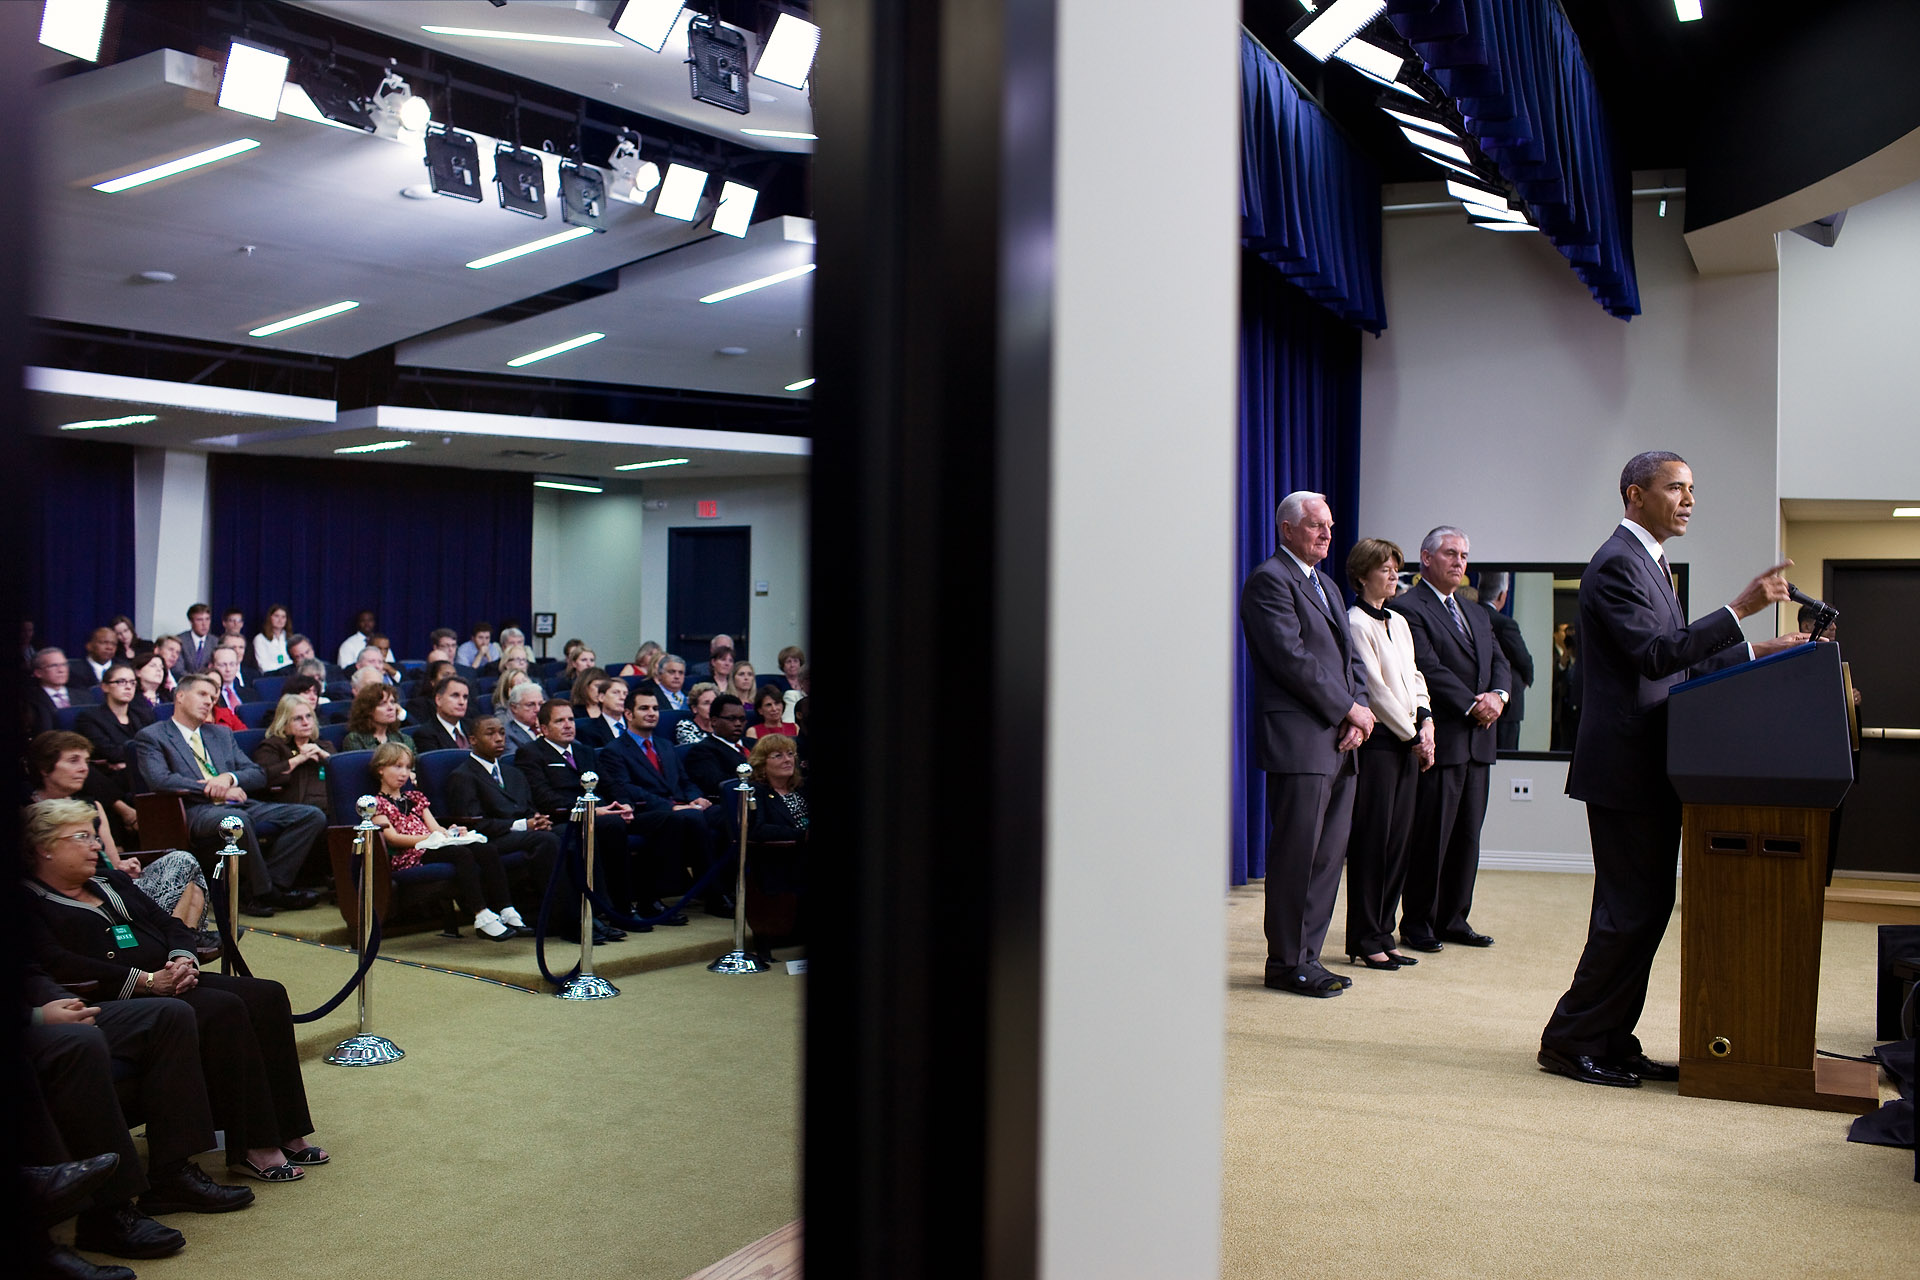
xmin=1386 ymin=0 xmax=1641 ymax=319
xmin=1241 ymin=34 xmax=1388 ymax=335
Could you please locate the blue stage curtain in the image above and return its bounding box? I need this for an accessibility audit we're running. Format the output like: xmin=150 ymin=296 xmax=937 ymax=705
xmin=1232 ymin=252 xmax=1364 ymax=886
xmin=1242 ymin=34 xmax=1388 ymax=335
xmin=26 ymin=440 xmax=137 ymax=656
xmin=208 ymin=456 xmax=533 ymax=660
xmin=1387 ymin=0 xmax=1640 ymax=319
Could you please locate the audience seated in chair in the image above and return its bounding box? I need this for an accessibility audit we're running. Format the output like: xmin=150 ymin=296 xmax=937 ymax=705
xmin=26 ymin=647 xmax=82 ymax=735
xmin=424 ymin=628 xmax=459 ymax=667
xmin=207 ymin=646 xmax=249 ymax=731
xmin=440 ymin=717 xmax=560 ymax=918
xmin=341 ymin=683 xmax=414 ymax=753
xmin=726 ymin=661 xmax=760 ymax=708
xmin=650 ymin=652 xmax=689 ymax=710
xmin=408 ymin=675 xmax=475 ymax=753
xmin=594 ymin=689 xmax=723 ymax=921
xmin=73 ymin=627 xmax=119 ymax=691
xmin=336 ymin=609 xmax=378 ymax=669
xmin=253 ymin=695 xmax=334 ymax=822
xmin=252 ymin=603 xmax=293 ymax=674
xmin=109 ymin=613 xmax=146 ymax=662
xmin=683 ymin=694 xmax=755 ymax=800
xmin=132 ymin=648 xmax=174 ymax=711
xmin=687 ymin=634 xmax=734 ymax=685
xmin=75 ymin=661 xmax=155 ymax=831
xmin=573 ymin=675 xmax=628 ymax=750
xmin=676 ymin=683 xmax=719 ymax=746
xmin=500 ymin=679 xmax=543 ymax=758
xmin=746 ymin=685 xmax=796 ymax=743
xmin=174 ymin=603 xmax=216 ymax=676
xmin=617 ymin=641 xmax=664 ymax=680
xmin=456 ymin=622 xmax=500 ymax=672
xmin=511 ymin=698 xmax=641 ymax=939
xmin=366 ymin=742 xmax=531 ymax=941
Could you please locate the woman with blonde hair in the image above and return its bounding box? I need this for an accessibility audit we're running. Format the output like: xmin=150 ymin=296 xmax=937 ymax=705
xmin=254 ymin=695 xmax=333 ymax=819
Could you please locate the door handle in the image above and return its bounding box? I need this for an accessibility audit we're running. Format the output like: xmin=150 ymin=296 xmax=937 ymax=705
xmin=1860 ymin=727 xmax=1920 ymax=740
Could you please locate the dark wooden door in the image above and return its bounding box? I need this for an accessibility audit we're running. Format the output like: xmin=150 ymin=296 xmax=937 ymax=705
xmin=667 ymin=526 xmax=752 ymax=664
xmin=1824 ymin=560 xmax=1920 ymax=876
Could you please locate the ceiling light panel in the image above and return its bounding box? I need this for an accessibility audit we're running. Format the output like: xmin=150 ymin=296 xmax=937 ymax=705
xmin=655 ymin=163 xmax=709 ymax=221
xmin=1893 ymin=507 xmax=1920 ymax=518
xmin=334 ymin=440 xmax=413 ymax=454
xmin=219 ymin=42 xmax=290 ymax=121
xmin=1333 ymin=39 xmax=1404 ymax=86
xmin=755 ymin=14 xmax=821 ymax=89
xmin=614 ymin=457 xmax=692 ymax=471
xmin=784 ymin=378 xmax=815 ymax=391
xmin=248 ymin=300 xmax=360 ymax=337
xmin=40 ymin=0 xmax=109 ymax=62
xmin=1293 ymin=0 xmax=1386 ymax=61
xmin=93 ymin=139 xmax=261 ymax=193
xmin=699 ymin=262 xmax=816 ymax=304
xmin=712 ymin=181 xmax=758 ymax=237
xmin=420 ymin=26 xmax=622 ymax=47
xmin=534 ymin=479 xmax=605 ymax=493
xmin=508 ymin=332 xmax=607 ymax=368
xmin=60 ymin=413 xmax=158 ymax=431
xmin=610 ymin=0 xmax=687 ymax=52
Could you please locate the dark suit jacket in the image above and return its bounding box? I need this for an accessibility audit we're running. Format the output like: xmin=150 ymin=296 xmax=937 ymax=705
xmin=25 ymin=869 xmax=201 ymax=1001
xmin=130 ymin=717 xmax=268 ymax=804
xmin=1483 ymin=604 xmax=1534 ymax=724
xmin=598 ymin=731 xmax=703 ymax=812
xmin=71 ymin=657 xmax=113 ymax=691
xmin=1390 ymin=584 xmax=1512 ymax=767
xmin=442 ymin=756 xmax=541 ymax=835
xmin=684 ymin=734 xmax=755 ymax=799
xmin=174 ymin=631 xmax=216 ymax=674
xmin=512 ymin=736 xmax=606 ymax=821
xmin=1565 ymin=525 xmax=1747 ymax=811
xmin=407 ymin=716 xmax=471 ymax=754
xmin=250 ymin=736 xmax=331 ymax=815
xmin=1238 ymin=552 xmax=1367 ymax=776
xmin=76 ymin=701 xmax=157 ymax=789
xmin=573 ymin=714 xmax=619 ymax=751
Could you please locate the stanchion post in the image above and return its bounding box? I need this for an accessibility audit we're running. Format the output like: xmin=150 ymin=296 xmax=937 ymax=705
xmin=709 ymin=763 xmax=767 ymax=975
xmin=558 ymin=771 xmax=619 ymax=1000
xmin=214 ymin=814 xmax=245 ymax=973
xmin=326 ymin=796 xmax=405 ymax=1066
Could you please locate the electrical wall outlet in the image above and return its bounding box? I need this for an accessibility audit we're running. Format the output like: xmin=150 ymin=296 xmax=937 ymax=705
xmin=1510 ymin=778 xmax=1533 ymax=802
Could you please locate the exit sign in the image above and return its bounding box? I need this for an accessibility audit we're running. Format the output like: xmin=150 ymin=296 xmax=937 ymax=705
xmin=696 ymin=500 xmax=719 ymax=519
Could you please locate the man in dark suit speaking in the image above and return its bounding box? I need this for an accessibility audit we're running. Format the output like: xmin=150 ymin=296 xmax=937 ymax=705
xmin=1240 ymin=490 xmax=1373 ymax=998
xmin=1538 ymin=451 xmax=1805 ymax=1088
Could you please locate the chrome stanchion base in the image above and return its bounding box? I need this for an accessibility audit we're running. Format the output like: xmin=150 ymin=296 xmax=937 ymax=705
xmin=556 ymin=974 xmax=620 ymax=1000
xmin=324 ymin=1034 xmax=405 ymax=1067
xmin=707 ymin=949 xmax=769 ymax=975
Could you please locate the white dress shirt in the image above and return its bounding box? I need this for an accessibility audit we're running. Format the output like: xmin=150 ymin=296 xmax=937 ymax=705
xmin=1618 ymin=518 xmax=1752 ymax=660
xmin=337 ymin=631 xmax=369 ymax=668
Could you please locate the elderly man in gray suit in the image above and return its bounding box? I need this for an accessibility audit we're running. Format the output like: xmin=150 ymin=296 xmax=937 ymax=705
xmin=130 ymin=672 xmax=327 ymax=917
xmin=1240 ymin=491 xmax=1374 ymax=997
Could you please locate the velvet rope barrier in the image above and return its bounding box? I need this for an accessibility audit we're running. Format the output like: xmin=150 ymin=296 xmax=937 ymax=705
xmin=207 ymin=854 xmax=386 ymax=1024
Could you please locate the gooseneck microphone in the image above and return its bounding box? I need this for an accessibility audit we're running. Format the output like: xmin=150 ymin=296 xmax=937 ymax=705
xmin=1785 ymin=584 xmax=1836 ymax=617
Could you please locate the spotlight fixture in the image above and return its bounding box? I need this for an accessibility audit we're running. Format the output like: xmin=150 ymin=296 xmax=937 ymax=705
xmin=754 ymin=13 xmax=820 ymax=90
xmin=508 ymin=332 xmax=606 ymax=367
xmin=609 ymin=0 xmax=686 ymax=52
xmin=334 ymin=440 xmax=413 ymax=454
xmin=93 ymin=139 xmax=261 ymax=193
xmin=711 ymin=180 xmax=758 ymax=237
xmin=698 ymin=262 xmax=814 ymax=304
xmin=558 ymin=160 xmax=609 ymax=232
xmin=424 ymin=126 xmax=484 ymax=201
xmin=494 ymin=145 xmax=547 ymax=217
xmin=654 ymin=162 xmax=708 ymax=220
xmin=370 ymin=70 xmax=430 ymax=137
xmin=687 ymin=14 xmax=752 ymax=114
xmin=218 ymin=41 xmax=290 ymax=120
xmin=614 ymin=457 xmax=692 ymax=471
xmin=1290 ymin=0 xmax=1386 ymax=61
xmin=39 ymin=0 xmax=110 ymax=63
xmin=290 ymin=61 xmax=376 ymax=132
xmin=59 ymin=413 xmax=158 ymax=431
xmin=466 ymin=226 xmax=595 ymax=269
xmin=607 ymin=131 xmax=662 ymax=204
xmin=784 ymin=378 xmax=814 ymax=391
xmin=1332 ymin=38 xmax=1403 ymax=87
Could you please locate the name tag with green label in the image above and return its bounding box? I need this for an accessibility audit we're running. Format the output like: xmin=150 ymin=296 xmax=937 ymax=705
xmin=111 ymin=924 xmax=137 ymax=948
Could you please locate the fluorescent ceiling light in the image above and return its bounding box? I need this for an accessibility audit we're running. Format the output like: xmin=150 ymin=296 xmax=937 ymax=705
xmin=93 ymin=139 xmax=261 ymax=193
xmin=60 ymin=413 xmax=158 ymax=431
xmin=248 ymin=300 xmax=359 ymax=337
xmin=41 ymin=0 xmax=110 ymax=62
xmin=1333 ymin=39 xmax=1404 ymax=86
xmin=614 ymin=457 xmax=693 ymax=471
xmin=699 ymin=262 xmax=816 ymax=304
xmin=1472 ymin=220 xmax=1536 ymax=232
xmin=1293 ymin=0 xmax=1385 ymax=61
xmin=219 ymin=42 xmax=290 ymax=121
xmin=755 ymin=13 xmax=821 ymax=89
xmin=334 ymin=440 xmax=414 ymax=455
xmin=421 ymin=25 xmax=622 ymax=47
xmin=784 ymin=378 xmax=815 ymax=391
xmin=507 ymin=332 xmax=607 ymax=368
xmin=1675 ymin=0 xmax=1703 ymax=21
xmin=610 ymin=0 xmax=685 ymax=52
xmin=278 ymin=83 xmax=366 ymax=132
xmin=712 ymin=181 xmax=759 ymax=237
xmin=1893 ymin=507 xmax=1920 ymax=518
xmin=1382 ymin=105 xmax=1451 ymax=135
xmin=1398 ymin=125 xmax=1472 ymax=165
xmin=466 ymin=226 xmax=596 ymax=269
xmin=654 ymin=163 xmax=709 ymax=221
xmin=741 ymin=128 xmax=818 ymax=140
xmin=534 ymin=480 xmax=605 ymax=494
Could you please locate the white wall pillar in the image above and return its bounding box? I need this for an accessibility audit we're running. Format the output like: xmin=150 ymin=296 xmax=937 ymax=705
xmin=135 ymin=448 xmax=209 ymax=641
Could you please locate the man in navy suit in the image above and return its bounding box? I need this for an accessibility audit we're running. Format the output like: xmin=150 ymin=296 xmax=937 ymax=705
xmin=512 ymin=699 xmax=639 ymax=931
xmin=597 ymin=689 xmax=722 ymax=921
xmin=1539 ymin=451 xmax=1805 ymax=1088
xmin=1390 ymin=526 xmax=1510 ymax=952
xmin=1239 ymin=490 xmax=1373 ymax=998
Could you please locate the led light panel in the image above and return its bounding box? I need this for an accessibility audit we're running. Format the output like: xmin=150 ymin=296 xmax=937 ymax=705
xmin=654 ymin=163 xmax=709 ymax=221
xmin=755 ymin=13 xmax=820 ymax=89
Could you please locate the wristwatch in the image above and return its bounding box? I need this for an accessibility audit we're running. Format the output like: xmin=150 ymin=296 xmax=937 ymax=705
xmin=141 ymin=970 xmax=154 ymax=989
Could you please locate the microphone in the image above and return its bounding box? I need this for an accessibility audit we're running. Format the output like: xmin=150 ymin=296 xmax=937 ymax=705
xmin=1785 ymin=584 xmax=1836 ymax=618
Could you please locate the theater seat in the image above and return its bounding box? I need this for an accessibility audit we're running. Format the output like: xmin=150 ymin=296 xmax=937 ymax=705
xmin=252 ymin=676 xmax=285 ymax=702
xmin=53 ymin=706 xmax=83 ymax=731
xmin=414 ymin=749 xmax=467 ymax=812
xmin=132 ymin=793 xmax=191 ymax=852
xmin=236 ymin=701 xmax=277 ymax=728
xmin=475 ymin=694 xmax=493 ymax=715
xmin=325 ymin=749 xmax=375 ymax=820
xmin=232 ymin=728 xmax=267 ymax=758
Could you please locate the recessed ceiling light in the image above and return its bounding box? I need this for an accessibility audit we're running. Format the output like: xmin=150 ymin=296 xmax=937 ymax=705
xmin=1675 ymin=0 xmax=1703 ymax=21
xmin=614 ymin=457 xmax=693 ymax=471
xmin=654 ymin=163 xmax=709 ymax=221
xmin=712 ymin=180 xmax=759 ymax=237
xmin=248 ymin=300 xmax=360 ymax=337
xmin=609 ymin=0 xmax=686 ymax=52
xmin=785 ymin=377 xmax=815 ymax=391
xmin=1292 ymin=0 xmax=1385 ymax=61
xmin=1894 ymin=507 xmax=1920 ymax=518
xmin=741 ymin=128 xmax=818 ymax=140
xmin=219 ymin=42 xmax=290 ymax=121
xmin=421 ymin=25 xmax=623 ymax=47
xmin=60 ymin=413 xmax=158 ymax=431
xmin=1333 ymin=39 xmax=1404 ymax=86
xmin=754 ymin=13 xmax=821 ymax=90
xmin=466 ymin=226 xmax=597 ymax=269
xmin=534 ymin=479 xmax=605 ymax=494
xmin=334 ymin=440 xmax=414 ymax=455
xmin=1399 ymin=125 xmax=1472 ymax=165
xmin=93 ymin=139 xmax=262 ymax=193
xmin=40 ymin=0 xmax=110 ymax=62
xmin=507 ymin=332 xmax=607 ymax=368
xmin=699 ymin=262 xmax=816 ymax=304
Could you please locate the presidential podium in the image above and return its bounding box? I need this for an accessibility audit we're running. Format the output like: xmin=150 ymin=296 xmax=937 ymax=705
xmin=1667 ymin=640 xmax=1876 ymax=1113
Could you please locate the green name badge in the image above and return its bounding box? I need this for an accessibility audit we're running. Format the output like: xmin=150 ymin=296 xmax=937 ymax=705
xmin=111 ymin=924 xmax=137 ymax=948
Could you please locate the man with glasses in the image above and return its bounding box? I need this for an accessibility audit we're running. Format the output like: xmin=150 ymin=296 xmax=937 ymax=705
xmin=26 ymin=647 xmax=80 ymax=735
xmin=683 ymin=694 xmax=755 ymax=801
xmin=130 ymin=674 xmax=326 ymax=917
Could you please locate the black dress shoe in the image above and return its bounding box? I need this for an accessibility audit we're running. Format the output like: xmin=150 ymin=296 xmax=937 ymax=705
xmin=1398 ymin=933 xmax=1443 ymax=953
xmin=1386 ymin=951 xmax=1417 ymax=966
xmin=1308 ymin=962 xmax=1353 ymax=989
xmin=239 ymin=898 xmax=275 ymax=918
xmin=1264 ymin=967 xmax=1344 ymax=997
xmin=1347 ymin=952 xmax=1400 ymax=971
xmin=72 ymin=1204 xmax=186 ymax=1258
xmin=1439 ymin=927 xmax=1494 ymax=947
xmin=1614 ymin=1053 xmax=1680 ymax=1082
xmin=647 ymin=901 xmax=692 ymax=925
xmin=141 ymin=1161 xmax=255 ymax=1214
xmin=38 ymin=1244 xmax=136 ymax=1280
xmin=1537 ymin=1046 xmax=1640 ymax=1088
xmin=269 ymin=887 xmax=320 ymax=909
xmin=27 ymin=1154 xmax=121 ymax=1225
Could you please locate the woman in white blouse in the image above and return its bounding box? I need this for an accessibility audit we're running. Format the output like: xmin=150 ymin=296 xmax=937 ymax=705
xmin=1343 ymin=538 xmax=1436 ymax=972
xmin=253 ymin=603 xmax=292 ymax=672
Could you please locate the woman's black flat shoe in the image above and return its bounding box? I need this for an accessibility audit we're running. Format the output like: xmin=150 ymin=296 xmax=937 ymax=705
xmin=1347 ymin=953 xmax=1399 ymax=971
xmin=1387 ymin=952 xmax=1417 ymax=966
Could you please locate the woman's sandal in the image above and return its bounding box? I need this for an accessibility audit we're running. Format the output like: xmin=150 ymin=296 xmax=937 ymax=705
xmin=280 ymin=1145 xmax=330 ymax=1166
xmin=233 ymin=1157 xmax=305 ymax=1182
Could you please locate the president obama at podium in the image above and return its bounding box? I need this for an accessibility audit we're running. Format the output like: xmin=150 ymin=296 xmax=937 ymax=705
xmin=1538 ymin=451 xmax=1809 ymax=1089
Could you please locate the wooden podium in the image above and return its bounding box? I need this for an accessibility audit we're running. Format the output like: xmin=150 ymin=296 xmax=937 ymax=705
xmin=1668 ymin=641 xmax=1878 ymax=1113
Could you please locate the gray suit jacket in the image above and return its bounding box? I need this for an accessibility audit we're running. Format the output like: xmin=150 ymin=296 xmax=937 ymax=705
xmin=502 ymin=717 xmax=538 ymax=759
xmin=1240 ymin=553 xmax=1368 ymax=776
xmin=131 ymin=717 xmax=268 ymax=806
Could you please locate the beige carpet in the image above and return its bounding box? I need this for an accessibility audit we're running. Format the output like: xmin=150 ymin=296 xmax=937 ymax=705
xmin=56 ymin=931 xmax=804 ymax=1280
xmin=1222 ymin=870 xmax=1918 ymax=1279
